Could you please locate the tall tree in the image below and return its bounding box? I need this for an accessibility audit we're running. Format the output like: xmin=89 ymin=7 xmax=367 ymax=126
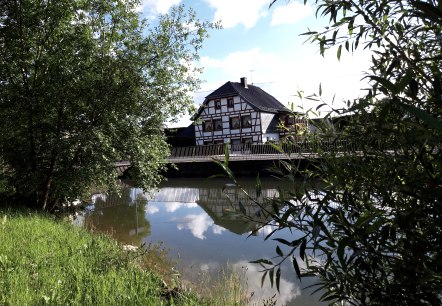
xmin=222 ymin=0 xmax=441 ymax=304
xmin=0 ymin=0 xmax=215 ymax=209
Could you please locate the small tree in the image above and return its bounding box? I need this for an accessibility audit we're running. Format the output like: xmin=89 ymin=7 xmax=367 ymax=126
xmin=222 ymin=0 xmax=441 ymax=304
xmin=0 ymin=0 xmax=216 ymax=209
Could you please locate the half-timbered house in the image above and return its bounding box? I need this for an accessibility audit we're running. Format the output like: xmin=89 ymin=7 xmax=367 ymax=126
xmin=192 ymin=77 xmax=306 ymax=146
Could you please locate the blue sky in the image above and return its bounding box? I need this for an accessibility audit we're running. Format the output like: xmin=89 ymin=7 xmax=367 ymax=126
xmin=139 ymin=0 xmax=372 ymax=126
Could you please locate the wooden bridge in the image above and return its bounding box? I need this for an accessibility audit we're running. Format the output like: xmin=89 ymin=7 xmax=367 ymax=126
xmin=115 ymin=139 xmax=355 ymax=172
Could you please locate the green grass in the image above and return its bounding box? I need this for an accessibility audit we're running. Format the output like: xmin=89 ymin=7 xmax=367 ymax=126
xmin=0 ymin=209 xmax=205 ymax=305
xmin=203 ymin=265 xmax=251 ymax=306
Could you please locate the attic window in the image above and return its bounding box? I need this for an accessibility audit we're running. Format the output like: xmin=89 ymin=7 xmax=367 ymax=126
xmin=215 ymin=99 xmax=221 ymax=109
xmin=227 ymin=97 xmax=234 ymax=108
xmin=285 ymin=116 xmax=295 ymax=125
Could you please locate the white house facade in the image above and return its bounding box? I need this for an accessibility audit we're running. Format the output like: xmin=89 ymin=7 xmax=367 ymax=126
xmin=192 ymin=77 xmax=305 ymax=146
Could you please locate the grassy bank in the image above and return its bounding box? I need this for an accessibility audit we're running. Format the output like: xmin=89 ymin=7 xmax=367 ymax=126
xmin=0 ymin=209 xmax=206 ymax=305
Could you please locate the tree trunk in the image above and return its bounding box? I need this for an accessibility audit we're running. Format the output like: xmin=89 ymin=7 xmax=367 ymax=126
xmin=41 ymin=156 xmax=57 ymax=210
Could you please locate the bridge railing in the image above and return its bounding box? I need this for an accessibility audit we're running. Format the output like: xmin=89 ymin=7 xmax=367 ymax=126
xmin=169 ymin=139 xmax=357 ymax=161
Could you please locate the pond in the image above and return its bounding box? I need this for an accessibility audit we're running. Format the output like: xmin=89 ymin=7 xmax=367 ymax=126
xmin=75 ymin=177 xmax=325 ymax=306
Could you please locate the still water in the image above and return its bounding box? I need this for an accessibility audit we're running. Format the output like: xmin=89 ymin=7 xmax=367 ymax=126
xmin=76 ymin=177 xmax=324 ymax=306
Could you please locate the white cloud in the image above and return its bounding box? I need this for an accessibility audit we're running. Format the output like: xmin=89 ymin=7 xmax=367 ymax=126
xmin=204 ymin=0 xmax=268 ymax=29
xmin=200 ymin=47 xmax=279 ymax=83
xmin=139 ymin=0 xmax=181 ymax=14
xmin=198 ymin=45 xmax=371 ymax=115
xmin=271 ymin=2 xmax=313 ymax=26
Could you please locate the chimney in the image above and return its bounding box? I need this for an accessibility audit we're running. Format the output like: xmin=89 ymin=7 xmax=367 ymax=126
xmin=240 ymin=77 xmax=248 ymax=88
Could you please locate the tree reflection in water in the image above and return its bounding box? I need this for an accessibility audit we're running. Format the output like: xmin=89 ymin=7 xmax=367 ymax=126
xmin=84 ymin=188 xmax=151 ymax=246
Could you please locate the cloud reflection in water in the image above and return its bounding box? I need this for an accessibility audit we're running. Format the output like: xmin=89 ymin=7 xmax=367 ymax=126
xmin=174 ymin=213 xmax=225 ymax=240
xmin=175 ymin=213 xmax=212 ymax=239
xmin=232 ymin=260 xmax=300 ymax=306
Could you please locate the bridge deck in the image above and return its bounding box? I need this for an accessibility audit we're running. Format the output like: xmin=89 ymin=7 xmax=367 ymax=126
xmin=168 ymin=152 xmax=321 ymax=163
xmin=115 ymin=140 xmax=355 ymax=169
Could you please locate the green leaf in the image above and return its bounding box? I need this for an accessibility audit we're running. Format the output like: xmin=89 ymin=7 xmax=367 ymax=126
xmin=276 ymin=267 xmax=281 ymax=293
xmin=299 ymin=238 xmax=307 ymax=261
xmin=312 ymin=226 xmax=320 ymax=238
xmin=270 ymin=142 xmax=284 ymax=153
xmin=399 ymin=103 xmax=442 ymax=131
xmin=368 ymin=75 xmax=396 ymax=94
xmin=300 ymin=31 xmax=319 ymax=36
xmin=337 ymin=238 xmax=348 ymax=269
xmin=250 ymin=259 xmax=273 ymax=266
xmin=273 ymin=238 xmax=291 ymax=246
xmin=276 ymin=245 xmax=283 ymax=257
xmin=255 ymin=173 xmax=262 ymax=198
xmin=337 ymin=45 xmax=342 ymax=61
xmin=396 ymin=69 xmax=414 ymax=93
xmin=292 ymin=256 xmax=301 ymax=279
xmin=212 ymin=159 xmax=236 ymax=182
xmin=366 ymin=217 xmax=385 ymax=234
xmin=238 ymin=200 xmax=247 ymax=215
xmin=272 ymin=200 xmax=280 ymax=215
xmin=320 ymin=292 xmax=339 ymax=302
xmin=261 ymin=271 xmax=268 ymax=288
xmin=412 ymin=1 xmax=442 ymax=21
xmin=224 ymin=144 xmax=229 ymax=166
xmin=315 ymin=103 xmax=327 ymax=111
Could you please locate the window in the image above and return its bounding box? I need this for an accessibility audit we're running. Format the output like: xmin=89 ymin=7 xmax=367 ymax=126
xmin=203 ymin=140 xmax=213 ymax=145
xmin=227 ymin=97 xmax=234 ymax=108
xmin=241 ymin=115 xmax=252 ymax=128
xmin=285 ymin=115 xmax=295 ymax=125
xmin=215 ymin=99 xmax=221 ymax=109
xmin=230 ymin=116 xmax=240 ymax=129
xmin=214 ymin=139 xmax=224 ymax=144
xmin=213 ymin=118 xmax=223 ymax=131
xmin=203 ymin=120 xmax=212 ymax=132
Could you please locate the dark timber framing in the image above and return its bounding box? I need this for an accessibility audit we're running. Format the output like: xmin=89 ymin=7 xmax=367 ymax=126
xmin=192 ymin=77 xmax=307 ymax=145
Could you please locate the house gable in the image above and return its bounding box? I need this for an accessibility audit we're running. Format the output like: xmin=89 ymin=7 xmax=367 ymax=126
xmin=193 ymin=78 xmax=298 ymax=146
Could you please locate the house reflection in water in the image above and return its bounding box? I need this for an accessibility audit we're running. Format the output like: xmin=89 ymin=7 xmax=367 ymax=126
xmin=197 ymin=185 xmax=278 ymax=235
xmin=85 ymin=182 xmax=284 ymax=240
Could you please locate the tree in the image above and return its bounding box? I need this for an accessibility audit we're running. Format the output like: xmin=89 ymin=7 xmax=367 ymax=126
xmin=222 ymin=0 xmax=441 ymax=304
xmin=0 ymin=0 xmax=216 ymax=210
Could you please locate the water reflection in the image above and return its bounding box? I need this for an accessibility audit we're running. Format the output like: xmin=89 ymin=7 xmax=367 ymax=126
xmin=80 ymin=178 xmax=324 ymax=306
xmin=232 ymin=260 xmax=301 ymax=305
xmin=84 ymin=189 xmax=150 ymax=245
xmin=173 ymin=212 xmax=225 ymax=240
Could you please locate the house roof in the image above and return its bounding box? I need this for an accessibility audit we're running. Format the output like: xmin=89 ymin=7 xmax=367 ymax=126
xmin=192 ymin=80 xmax=290 ymax=119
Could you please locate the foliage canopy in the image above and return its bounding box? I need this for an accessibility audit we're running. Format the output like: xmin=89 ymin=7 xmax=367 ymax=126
xmin=0 ymin=0 xmax=215 ymax=209
xmin=221 ymin=0 xmax=442 ymax=305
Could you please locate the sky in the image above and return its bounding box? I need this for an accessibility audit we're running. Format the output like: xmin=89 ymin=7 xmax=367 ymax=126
xmin=138 ymin=0 xmax=372 ymax=127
